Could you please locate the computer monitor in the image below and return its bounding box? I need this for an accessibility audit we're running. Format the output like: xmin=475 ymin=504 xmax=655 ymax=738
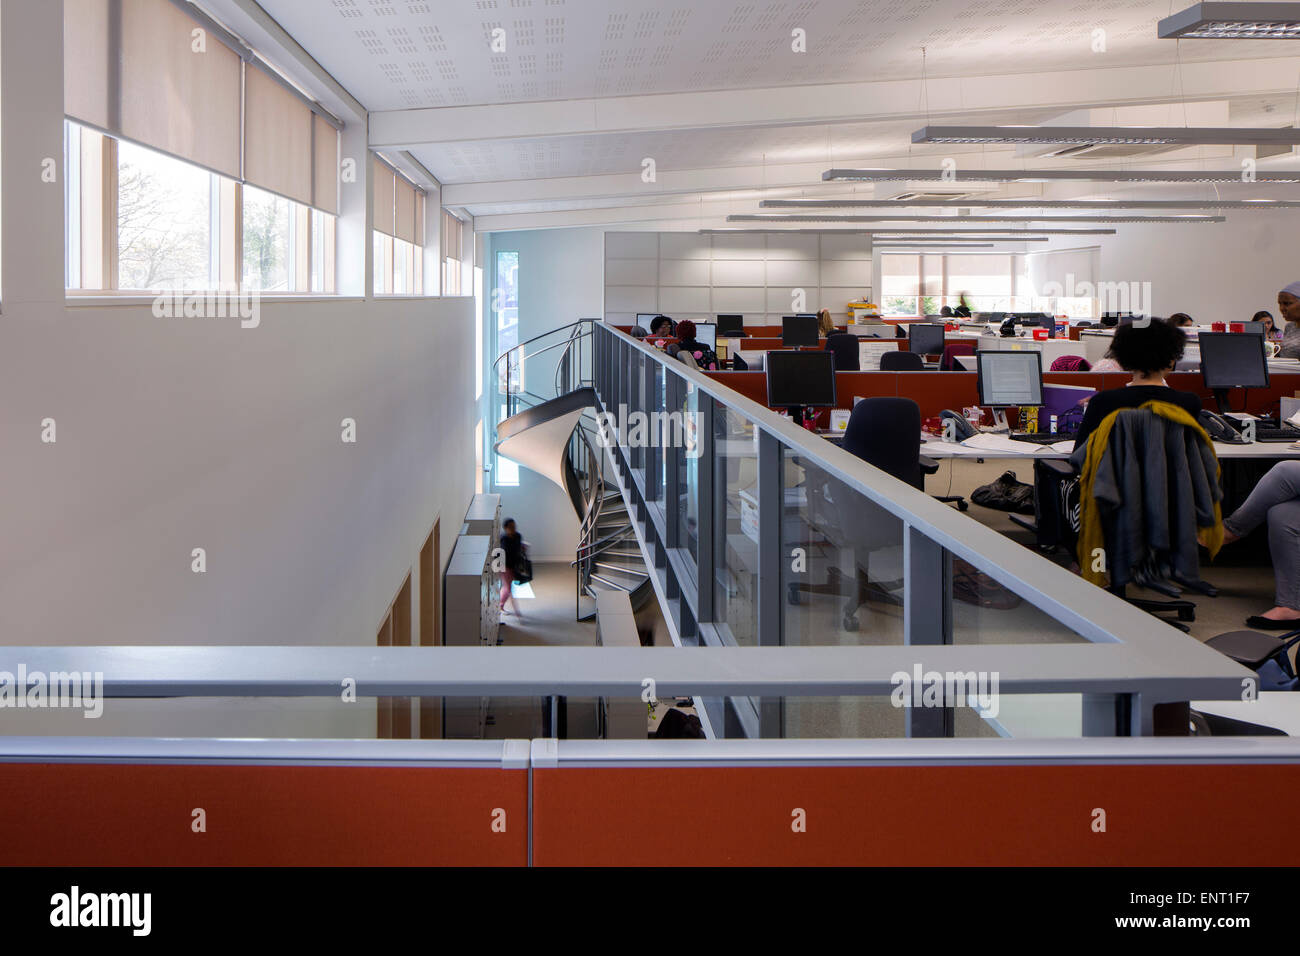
xmin=908 ymin=322 xmax=946 ymax=355
xmin=781 ymin=314 xmax=820 ymax=347
xmin=716 ymin=314 xmax=744 ymax=337
xmin=976 ymin=350 xmax=1043 ymax=407
xmin=636 ymin=313 xmax=658 ymax=329
xmin=765 ymin=350 xmax=837 ymax=410
xmin=694 ymin=322 xmax=716 ymax=350
xmin=1012 ymin=312 xmax=1055 ymax=337
xmin=1240 ymin=320 xmax=1266 ymax=336
xmin=1199 ymin=331 xmax=1269 ymax=412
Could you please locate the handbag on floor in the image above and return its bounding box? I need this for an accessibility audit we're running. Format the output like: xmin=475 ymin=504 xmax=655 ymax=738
xmin=971 ymin=470 xmax=1036 ymax=515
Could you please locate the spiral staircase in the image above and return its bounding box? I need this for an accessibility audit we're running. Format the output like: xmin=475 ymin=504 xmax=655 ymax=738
xmin=492 ymin=320 xmax=654 ymax=620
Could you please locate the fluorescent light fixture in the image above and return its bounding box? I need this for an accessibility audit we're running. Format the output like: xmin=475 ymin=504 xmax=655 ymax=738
xmin=761 ymin=198 xmax=1300 ymax=210
xmin=823 ymin=168 xmax=1300 ymax=183
xmin=697 ymin=228 xmax=1114 ymax=237
xmin=1159 ymin=2 xmax=1300 ymax=38
xmin=871 ymin=242 xmax=997 ymax=248
xmin=728 ymin=214 xmax=1225 ymax=224
xmin=911 ymin=125 xmax=1300 ymax=146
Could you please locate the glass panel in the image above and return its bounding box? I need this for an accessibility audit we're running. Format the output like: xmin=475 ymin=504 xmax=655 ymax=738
xmin=781 ymin=450 xmax=905 ymax=646
xmin=950 ymin=560 xmax=1089 ymax=645
xmin=713 ymin=401 xmax=759 ymax=646
xmin=394 ymin=237 xmax=410 ymax=294
xmin=118 ymin=137 xmax=214 ymax=292
xmin=882 ymin=253 xmax=920 ymax=317
xmin=650 ymin=365 xmax=665 ymax=508
xmin=676 ymin=383 xmax=701 ymax=564
xmin=242 ymin=183 xmax=292 ymax=292
xmin=763 ymin=696 xmax=906 ymax=738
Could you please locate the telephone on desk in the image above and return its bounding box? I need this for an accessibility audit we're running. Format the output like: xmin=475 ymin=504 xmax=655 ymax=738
xmin=1199 ymin=409 xmax=1246 ymax=444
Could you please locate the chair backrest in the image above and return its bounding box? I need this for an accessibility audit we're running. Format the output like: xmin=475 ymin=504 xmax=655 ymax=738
xmin=940 ymin=342 xmax=976 ymax=371
xmin=823 ymin=333 xmax=861 ymax=371
xmin=842 ymin=397 xmax=924 ymax=489
xmin=881 ymin=351 xmax=925 ymax=371
xmin=1082 ymin=406 xmax=1221 ymax=590
xmin=676 ymin=350 xmax=699 ymax=369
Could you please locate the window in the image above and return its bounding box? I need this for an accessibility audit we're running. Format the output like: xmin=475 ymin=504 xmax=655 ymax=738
xmin=62 ymin=0 xmax=340 ymax=296
xmin=493 ymin=249 xmax=521 ymax=489
xmin=442 ymin=210 xmax=465 ymax=296
xmin=372 ymin=155 xmax=428 ymax=295
xmin=882 ymin=253 xmax=1018 ymax=316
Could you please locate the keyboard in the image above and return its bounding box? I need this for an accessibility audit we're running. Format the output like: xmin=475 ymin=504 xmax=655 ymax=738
xmin=1009 ymin=432 xmax=1074 ymax=445
xmin=1253 ymin=426 xmax=1300 ymax=443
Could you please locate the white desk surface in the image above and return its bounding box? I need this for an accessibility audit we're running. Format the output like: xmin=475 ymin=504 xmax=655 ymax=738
xmin=920 ymin=433 xmax=1300 ymax=460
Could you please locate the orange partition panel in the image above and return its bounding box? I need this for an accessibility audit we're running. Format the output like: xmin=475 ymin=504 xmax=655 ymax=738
xmin=533 ymin=763 xmax=1300 ymax=866
xmin=0 ymin=763 xmax=527 ymax=866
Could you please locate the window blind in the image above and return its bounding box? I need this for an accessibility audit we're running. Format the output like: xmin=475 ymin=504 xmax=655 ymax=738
xmin=244 ymin=62 xmax=313 ymax=207
xmin=66 ymin=0 xmax=243 ymax=179
xmin=372 ymin=158 xmax=396 ymax=237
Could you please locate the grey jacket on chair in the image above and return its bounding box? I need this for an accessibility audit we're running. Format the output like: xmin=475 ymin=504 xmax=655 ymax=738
xmin=1077 ymin=408 xmax=1221 ymax=589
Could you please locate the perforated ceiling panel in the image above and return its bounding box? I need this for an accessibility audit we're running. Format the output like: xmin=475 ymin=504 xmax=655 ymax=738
xmin=257 ymin=0 xmax=1285 ymax=113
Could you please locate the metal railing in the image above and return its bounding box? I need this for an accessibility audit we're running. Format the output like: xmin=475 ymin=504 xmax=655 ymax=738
xmin=0 ymin=321 xmax=1264 ymax=747
xmin=588 ymin=321 xmax=1256 ymax=738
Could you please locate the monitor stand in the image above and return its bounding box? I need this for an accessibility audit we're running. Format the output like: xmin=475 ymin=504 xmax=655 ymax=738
xmin=1213 ymin=388 xmax=1231 ymax=415
xmin=989 ymin=408 xmax=1011 ymax=434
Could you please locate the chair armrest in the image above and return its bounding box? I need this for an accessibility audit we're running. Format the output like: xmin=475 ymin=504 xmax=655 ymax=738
xmin=918 ymin=455 xmax=940 ymax=476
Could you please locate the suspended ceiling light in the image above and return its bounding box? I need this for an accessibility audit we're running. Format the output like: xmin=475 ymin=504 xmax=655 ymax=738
xmin=1159 ymin=2 xmax=1300 ymax=38
xmin=911 ymin=125 xmax=1300 ymax=146
xmin=760 ymin=198 xmax=1300 ymax=210
xmin=727 ymin=214 xmax=1225 ymax=224
xmin=870 ymin=241 xmax=997 ymax=248
xmin=697 ymin=227 xmax=1115 ymax=237
xmin=823 ymin=168 xmax=1300 ymax=183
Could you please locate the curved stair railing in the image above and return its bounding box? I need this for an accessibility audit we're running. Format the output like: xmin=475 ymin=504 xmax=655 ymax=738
xmin=491 ymin=320 xmax=652 ymax=619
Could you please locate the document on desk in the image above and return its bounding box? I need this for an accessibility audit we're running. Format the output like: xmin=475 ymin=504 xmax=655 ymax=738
xmin=858 ymin=341 xmax=898 ymax=370
xmin=959 ymin=433 xmax=1064 ymax=455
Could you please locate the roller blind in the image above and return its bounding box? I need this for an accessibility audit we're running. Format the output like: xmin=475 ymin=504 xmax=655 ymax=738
xmin=442 ymin=210 xmax=464 ymax=263
xmin=372 ymin=159 xmax=395 ymax=237
xmin=395 ymin=176 xmax=417 ymax=245
xmin=313 ymin=114 xmax=339 ymax=216
xmin=65 ymin=0 xmax=243 ymax=179
xmin=1026 ymin=247 xmax=1099 ymax=295
xmin=244 ymin=63 xmax=313 ymax=206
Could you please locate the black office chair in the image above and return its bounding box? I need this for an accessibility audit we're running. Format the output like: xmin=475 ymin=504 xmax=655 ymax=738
xmin=789 ymin=398 xmax=966 ymax=628
xmin=1068 ymin=407 xmax=1219 ymax=632
xmin=880 ymin=351 xmax=924 ymax=371
xmin=823 ymin=333 xmax=861 ymax=371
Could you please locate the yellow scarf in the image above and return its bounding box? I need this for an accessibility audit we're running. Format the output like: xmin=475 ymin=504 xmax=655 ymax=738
xmin=1076 ymin=400 xmax=1223 ymax=586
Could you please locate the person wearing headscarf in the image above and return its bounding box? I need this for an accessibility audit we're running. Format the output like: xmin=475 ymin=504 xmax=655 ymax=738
xmin=1277 ymin=282 xmax=1300 ymax=358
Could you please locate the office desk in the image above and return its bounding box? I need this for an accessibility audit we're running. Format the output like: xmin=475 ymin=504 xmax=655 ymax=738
xmin=921 ymin=435 xmax=1300 ymax=460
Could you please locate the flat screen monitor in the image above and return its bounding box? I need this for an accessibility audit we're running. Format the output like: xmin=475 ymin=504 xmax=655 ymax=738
xmin=1199 ymin=332 xmax=1269 ymax=390
xmin=716 ymin=314 xmax=744 ymax=337
xmin=636 ymin=313 xmax=658 ymax=329
xmin=976 ymin=350 xmax=1043 ymax=407
xmin=1240 ymin=320 xmax=1266 ymax=336
xmin=694 ymin=322 xmax=716 ymax=350
xmin=908 ymin=322 xmax=946 ymax=355
xmin=781 ymin=314 xmax=820 ymax=347
xmin=765 ymin=350 xmax=837 ymax=408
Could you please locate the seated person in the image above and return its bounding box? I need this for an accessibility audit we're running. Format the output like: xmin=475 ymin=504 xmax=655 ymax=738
xmin=1254 ymin=309 xmax=1279 ymax=340
xmin=1222 ymin=460 xmax=1300 ymax=629
xmin=1072 ymin=319 xmax=1201 ymax=451
xmin=649 ymin=315 xmax=675 ymax=339
xmin=672 ymin=320 xmax=719 ymax=370
xmin=817 ymin=309 xmax=836 ymax=338
xmin=1277 ymin=282 xmax=1300 ymax=358
xmin=1167 ymin=312 xmax=1195 ymax=328
xmin=939 ymin=306 xmax=954 ymax=318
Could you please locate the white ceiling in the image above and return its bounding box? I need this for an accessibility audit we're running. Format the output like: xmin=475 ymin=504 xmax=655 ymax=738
xmin=260 ymin=0 xmax=1280 ymax=111
xmin=249 ymin=0 xmax=1300 ymax=229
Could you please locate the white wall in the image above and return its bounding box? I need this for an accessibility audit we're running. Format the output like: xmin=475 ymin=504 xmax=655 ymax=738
xmin=605 ymin=231 xmax=873 ymax=326
xmin=485 ymin=227 xmax=604 ymax=559
xmin=0 ymin=0 xmax=477 ymax=737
